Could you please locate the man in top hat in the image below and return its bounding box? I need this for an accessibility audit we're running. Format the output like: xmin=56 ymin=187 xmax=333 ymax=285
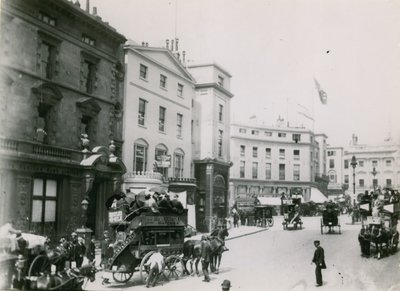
xmin=311 ymin=240 xmax=326 ymax=287
xmin=221 ymin=279 xmax=231 ymax=291
xmin=157 ymin=192 xmax=173 ymax=213
xmin=200 ymin=235 xmax=211 ymax=282
xmin=171 ymin=194 xmax=184 ymax=214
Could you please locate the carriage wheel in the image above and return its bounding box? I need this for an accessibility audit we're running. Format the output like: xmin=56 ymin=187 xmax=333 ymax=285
xmin=163 ymin=255 xmax=185 ymax=280
xmin=28 ymin=255 xmax=51 ymax=277
xmin=267 ymin=218 xmax=274 ymax=227
xmin=139 ymin=251 xmax=155 ymax=284
xmin=112 ymin=271 xmax=134 ymax=283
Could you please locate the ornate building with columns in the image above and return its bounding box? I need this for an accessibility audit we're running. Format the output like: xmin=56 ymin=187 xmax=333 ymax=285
xmin=0 ymin=0 xmax=126 ymax=238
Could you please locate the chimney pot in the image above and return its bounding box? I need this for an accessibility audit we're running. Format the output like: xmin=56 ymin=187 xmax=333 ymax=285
xmin=92 ymin=7 xmax=97 ymax=15
xmin=175 ymin=38 xmax=179 ymax=51
xmin=86 ymin=0 xmax=90 ymax=12
xmin=166 ymin=39 xmax=169 ymax=49
xmin=171 ymin=39 xmax=174 ymax=51
xmin=146 ymin=42 xmax=148 ymax=47
xmin=74 ymin=0 xmax=81 ymax=7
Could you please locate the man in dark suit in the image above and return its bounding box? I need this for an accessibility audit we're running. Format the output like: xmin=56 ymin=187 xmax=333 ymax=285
xmin=201 ymin=235 xmax=211 ymax=282
xmin=311 ymin=240 xmax=326 ymax=287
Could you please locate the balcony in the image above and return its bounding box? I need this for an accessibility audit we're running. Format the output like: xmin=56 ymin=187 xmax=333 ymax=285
xmin=0 ymin=137 xmax=82 ymax=163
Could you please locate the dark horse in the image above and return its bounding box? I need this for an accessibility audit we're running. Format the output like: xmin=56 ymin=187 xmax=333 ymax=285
xmin=182 ymin=227 xmax=229 ymax=276
xmin=370 ymin=225 xmax=390 ymax=259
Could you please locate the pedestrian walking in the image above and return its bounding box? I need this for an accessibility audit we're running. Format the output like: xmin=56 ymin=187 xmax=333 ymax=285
xmin=221 ymin=279 xmax=231 ymax=291
xmin=100 ymin=231 xmax=110 ymax=268
xmin=145 ymin=249 xmax=164 ymax=288
xmin=200 ymin=235 xmax=211 ymax=282
xmin=76 ymin=237 xmax=86 ymax=268
xmin=86 ymin=238 xmax=96 ymax=263
xmin=311 ymin=240 xmax=326 ymax=287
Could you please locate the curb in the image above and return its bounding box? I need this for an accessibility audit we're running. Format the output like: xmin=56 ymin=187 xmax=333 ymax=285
xmin=226 ymin=227 xmax=269 ymax=241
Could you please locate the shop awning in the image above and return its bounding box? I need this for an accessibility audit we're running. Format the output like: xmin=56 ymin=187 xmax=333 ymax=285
xmin=309 ymin=187 xmax=329 ymax=203
xmin=257 ymin=197 xmax=282 ymax=206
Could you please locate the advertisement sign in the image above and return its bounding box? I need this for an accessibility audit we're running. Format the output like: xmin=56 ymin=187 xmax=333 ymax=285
xmin=109 ymin=210 xmax=123 ymax=223
xmin=155 ymin=155 xmax=171 ymax=168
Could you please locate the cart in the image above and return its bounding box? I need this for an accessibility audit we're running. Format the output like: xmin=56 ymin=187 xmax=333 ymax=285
xmin=104 ymin=208 xmax=187 ymax=284
xmin=282 ymin=197 xmax=303 ymax=230
xmin=255 ymin=206 xmax=274 ymax=227
xmin=320 ymin=202 xmax=341 ymax=234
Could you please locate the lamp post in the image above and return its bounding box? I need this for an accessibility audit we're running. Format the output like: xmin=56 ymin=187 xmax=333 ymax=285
xmin=350 ymin=155 xmax=357 ymax=206
xmin=372 ymin=166 xmax=377 ymax=190
xmin=76 ymin=197 xmax=92 ymax=247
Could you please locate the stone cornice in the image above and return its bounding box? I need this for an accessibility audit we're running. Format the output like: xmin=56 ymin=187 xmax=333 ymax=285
xmin=194 ymin=83 xmax=234 ymax=98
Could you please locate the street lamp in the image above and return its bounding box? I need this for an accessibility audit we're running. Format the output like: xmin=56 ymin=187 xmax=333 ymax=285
xmin=81 ymin=197 xmax=89 ymax=229
xmin=372 ymin=167 xmax=377 ymax=190
xmin=350 ymin=155 xmax=357 ymax=206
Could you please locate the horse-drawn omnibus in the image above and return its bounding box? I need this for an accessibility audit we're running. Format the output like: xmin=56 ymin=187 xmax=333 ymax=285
xmin=320 ymin=201 xmax=341 ymax=234
xmin=103 ymin=200 xmax=187 ymax=284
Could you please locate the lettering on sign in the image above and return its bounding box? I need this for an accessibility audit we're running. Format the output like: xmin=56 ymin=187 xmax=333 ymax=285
xmin=109 ymin=211 xmax=123 ymax=223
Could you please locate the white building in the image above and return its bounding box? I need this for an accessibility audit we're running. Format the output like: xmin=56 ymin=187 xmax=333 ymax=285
xmin=122 ymin=41 xmax=196 ymax=192
xmin=230 ymin=122 xmax=327 ymax=201
xmin=327 ymin=135 xmax=400 ymax=204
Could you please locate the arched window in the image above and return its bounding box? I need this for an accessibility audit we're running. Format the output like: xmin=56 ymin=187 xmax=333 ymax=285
xmin=134 ymin=139 xmax=148 ymax=172
xmin=154 ymin=144 xmax=169 ymax=178
xmin=173 ymin=148 xmax=185 ymax=178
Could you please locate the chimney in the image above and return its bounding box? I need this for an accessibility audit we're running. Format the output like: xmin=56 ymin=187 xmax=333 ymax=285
xmin=175 ymin=38 xmax=179 ymax=51
xmin=92 ymin=7 xmax=97 ymax=16
xmin=171 ymin=39 xmax=174 ymax=52
xmin=145 ymin=42 xmax=148 ymax=47
xmin=182 ymin=51 xmax=186 ymax=63
xmin=166 ymin=39 xmax=169 ymax=49
xmin=74 ymin=0 xmax=81 ymax=7
xmin=177 ymin=52 xmax=180 ymax=61
xmin=86 ymin=0 xmax=90 ymax=12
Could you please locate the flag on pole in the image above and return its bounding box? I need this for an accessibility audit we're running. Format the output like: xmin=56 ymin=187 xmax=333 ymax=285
xmin=314 ymin=78 xmax=327 ymax=105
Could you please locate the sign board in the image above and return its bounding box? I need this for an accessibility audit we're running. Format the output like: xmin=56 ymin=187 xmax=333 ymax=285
xmin=155 ymin=155 xmax=171 ymax=168
xmin=282 ymin=199 xmax=293 ymax=205
xmin=366 ymin=216 xmax=382 ymax=225
xmin=109 ymin=210 xmax=124 ymax=223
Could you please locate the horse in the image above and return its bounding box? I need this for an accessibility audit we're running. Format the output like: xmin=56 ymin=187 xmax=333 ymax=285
xmin=209 ymin=227 xmax=229 ymax=274
xmin=182 ymin=239 xmax=202 ymax=276
xmin=370 ymin=225 xmax=390 ymax=259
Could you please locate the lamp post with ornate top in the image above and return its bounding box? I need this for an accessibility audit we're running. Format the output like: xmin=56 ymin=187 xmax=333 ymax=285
xmin=351 ymin=155 xmax=357 ymax=206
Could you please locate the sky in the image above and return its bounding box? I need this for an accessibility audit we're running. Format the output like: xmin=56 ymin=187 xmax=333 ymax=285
xmin=90 ymin=0 xmax=400 ymax=147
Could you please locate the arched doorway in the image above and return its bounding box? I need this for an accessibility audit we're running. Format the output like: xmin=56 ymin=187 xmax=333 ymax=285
xmin=213 ymin=175 xmax=227 ymax=219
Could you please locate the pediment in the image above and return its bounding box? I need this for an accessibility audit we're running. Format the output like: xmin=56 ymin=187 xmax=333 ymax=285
xmin=76 ymin=97 xmax=101 ymax=117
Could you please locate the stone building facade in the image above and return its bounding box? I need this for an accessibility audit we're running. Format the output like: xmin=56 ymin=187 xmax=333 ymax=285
xmin=0 ymin=0 xmax=126 ymax=238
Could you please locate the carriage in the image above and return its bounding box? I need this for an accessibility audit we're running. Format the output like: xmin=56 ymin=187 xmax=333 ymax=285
xmin=282 ymin=196 xmax=303 ymax=230
xmin=103 ymin=206 xmax=187 ymax=284
xmin=255 ymin=205 xmax=274 ymax=228
xmin=358 ymin=197 xmax=400 ymax=259
xmin=320 ymin=202 xmax=341 ymax=234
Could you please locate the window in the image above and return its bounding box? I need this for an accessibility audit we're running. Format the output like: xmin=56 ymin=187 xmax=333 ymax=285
xmin=218 ymin=75 xmax=224 ymax=86
xmin=40 ymin=42 xmax=56 ymax=80
xmin=372 ymin=160 xmax=378 ymax=167
xmin=252 ymin=147 xmax=258 ymax=158
xmin=31 ymin=178 xmax=57 ymax=235
xmin=358 ymin=161 xmax=364 ymax=167
xmin=278 ymin=132 xmax=286 ymax=138
xmin=252 ymin=162 xmax=258 ymax=179
xmin=174 ymin=151 xmax=184 ymax=178
xmin=218 ymin=130 xmax=223 ymax=157
xmin=218 ymin=104 xmax=223 ymax=122
xmin=37 ymin=103 xmax=52 ymax=144
xmin=344 ymin=160 xmax=349 ymax=169
xmin=82 ymin=34 xmax=95 ymax=46
xmin=265 ymin=163 xmax=271 ymax=180
xmin=81 ymin=115 xmax=93 ymax=136
xmin=279 ymin=164 xmax=285 ymax=180
xmin=386 ymin=160 xmax=392 ymax=167
xmin=344 ymin=175 xmax=349 ymax=184
xmin=138 ymin=99 xmax=146 ymax=126
xmin=177 ymin=83 xmax=184 ymax=97
xmin=159 ymin=107 xmax=166 ymax=132
xmin=327 ymin=151 xmax=336 ymax=156
xmin=292 ymin=134 xmax=301 ymax=143
xmin=38 ymin=11 xmax=56 ymax=26
xmin=279 ymin=149 xmax=285 ymax=159
xmin=386 ymin=179 xmax=392 ymax=187
xmin=155 ymin=145 xmax=168 ymax=178
xmin=293 ymin=149 xmax=300 ymax=160
xmin=240 ymin=145 xmax=245 ymax=156
xmin=177 ymin=114 xmax=183 ymax=137
xmin=293 ymin=165 xmax=300 ymax=181
xmin=82 ymin=60 xmax=96 ymax=93
xmin=359 ymin=179 xmax=364 ymax=187
xmin=329 ymin=159 xmax=335 ymax=169
xmin=160 ymin=74 xmax=167 ymax=88
xmin=251 ymin=130 xmax=259 ymax=135
xmin=140 ymin=64 xmax=148 ymax=79
xmin=239 ymin=128 xmax=247 ymax=133
xmin=373 ymin=179 xmax=378 ymax=188
xmin=134 ymin=143 xmax=147 ymax=172
xmin=265 ymin=148 xmax=271 ymax=159
xmin=264 ymin=131 xmax=272 ymax=136
xmin=240 ymin=161 xmax=245 ymax=178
